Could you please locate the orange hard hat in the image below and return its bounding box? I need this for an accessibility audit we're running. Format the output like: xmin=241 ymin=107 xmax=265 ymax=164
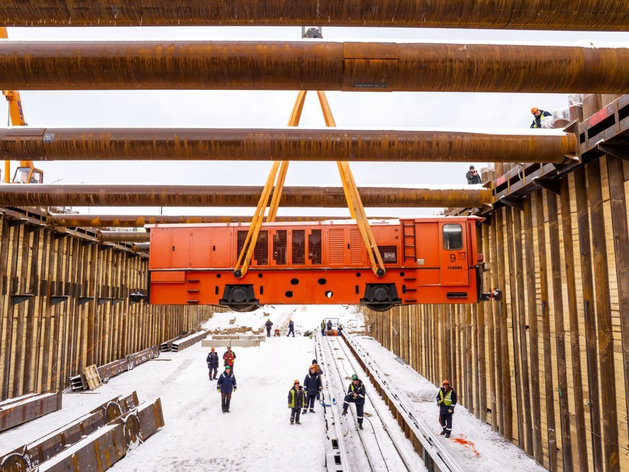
xmin=294 ymin=379 xmax=300 ymax=384
xmin=442 ymin=380 xmax=450 ymax=385
xmin=211 ymin=347 xmax=215 ymax=352
xmin=531 ymin=107 xmax=539 ymax=114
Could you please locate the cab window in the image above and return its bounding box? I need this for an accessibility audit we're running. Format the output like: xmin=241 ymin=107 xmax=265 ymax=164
xmin=443 ymin=224 xmax=463 ymax=250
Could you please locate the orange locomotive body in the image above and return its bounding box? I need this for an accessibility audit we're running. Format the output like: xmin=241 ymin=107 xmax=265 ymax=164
xmin=147 ymin=217 xmax=485 ymax=312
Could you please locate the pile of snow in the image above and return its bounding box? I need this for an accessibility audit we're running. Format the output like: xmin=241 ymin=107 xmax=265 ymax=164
xmin=203 ymin=304 xmax=364 ymax=335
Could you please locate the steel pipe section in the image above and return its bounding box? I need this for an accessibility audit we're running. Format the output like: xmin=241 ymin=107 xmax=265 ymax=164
xmin=1 ymin=1 xmax=629 ymax=30
xmin=48 ymin=214 xmax=362 ymax=227
xmin=0 ymin=128 xmax=576 ymax=164
xmin=0 ymin=184 xmax=493 ymax=208
xmin=1 ymin=41 xmax=629 ymax=93
xmin=98 ymin=231 xmax=150 ymax=243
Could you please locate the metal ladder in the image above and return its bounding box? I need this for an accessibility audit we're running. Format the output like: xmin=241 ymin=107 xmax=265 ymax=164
xmin=402 ymin=220 xmax=417 ymax=263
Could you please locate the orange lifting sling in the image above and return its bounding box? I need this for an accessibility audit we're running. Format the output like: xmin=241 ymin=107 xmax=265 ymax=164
xmin=233 ymin=90 xmax=386 ymax=279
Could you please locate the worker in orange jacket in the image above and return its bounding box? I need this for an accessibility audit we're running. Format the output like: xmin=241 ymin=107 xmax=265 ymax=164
xmin=223 ymin=346 xmax=237 ymax=373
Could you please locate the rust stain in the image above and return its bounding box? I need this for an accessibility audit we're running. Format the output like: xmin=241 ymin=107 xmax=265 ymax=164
xmin=0 ymin=41 xmax=627 ymax=93
xmin=1 ymin=1 xmax=629 ymax=30
xmin=0 ymin=184 xmax=493 ymax=208
xmin=0 ymin=128 xmax=574 ymax=163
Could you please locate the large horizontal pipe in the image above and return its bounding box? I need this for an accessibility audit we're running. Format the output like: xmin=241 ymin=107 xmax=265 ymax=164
xmin=132 ymin=243 xmax=150 ymax=252
xmin=48 ymin=214 xmax=371 ymax=228
xmin=0 ymin=184 xmax=493 ymax=208
xmin=0 ymin=128 xmax=576 ymax=164
xmin=98 ymin=231 xmax=150 ymax=243
xmin=0 ymin=41 xmax=628 ymax=93
xmin=1 ymin=1 xmax=629 ymax=30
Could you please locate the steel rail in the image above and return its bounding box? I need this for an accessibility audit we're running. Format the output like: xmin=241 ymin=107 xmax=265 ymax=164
xmin=0 ymin=127 xmax=576 ymax=164
xmin=0 ymin=184 xmax=493 ymax=208
xmin=321 ymin=334 xmax=380 ymax=471
xmin=330 ymin=336 xmax=417 ymax=472
xmin=314 ymin=331 xmax=354 ymax=472
xmin=0 ymin=41 xmax=628 ymax=93
xmin=1 ymin=2 xmax=629 ymax=31
xmin=343 ymin=333 xmax=467 ymax=472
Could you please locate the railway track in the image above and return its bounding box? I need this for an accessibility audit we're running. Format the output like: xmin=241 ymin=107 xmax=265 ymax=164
xmin=316 ymin=332 xmax=467 ymax=472
xmin=316 ymin=333 xmax=427 ymax=471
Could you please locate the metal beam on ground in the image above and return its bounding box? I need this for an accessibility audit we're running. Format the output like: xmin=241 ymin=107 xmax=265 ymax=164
xmin=1 ymin=41 xmax=629 ymax=93
xmin=1 ymin=1 xmax=629 ymax=30
xmin=0 ymin=184 xmax=493 ymax=208
xmin=0 ymin=128 xmax=577 ymax=164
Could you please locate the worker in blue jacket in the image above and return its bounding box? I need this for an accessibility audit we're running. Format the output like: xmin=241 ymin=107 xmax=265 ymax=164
xmin=287 ymin=320 xmax=295 ymax=337
xmin=217 ymin=365 xmax=237 ymax=413
xmin=341 ymin=374 xmax=365 ymax=429
xmin=206 ymin=347 xmax=219 ymax=381
xmin=303 ymin=365 xmax=322 ymax=414
xmin=436 ymin=380 xmax=457 ymax=438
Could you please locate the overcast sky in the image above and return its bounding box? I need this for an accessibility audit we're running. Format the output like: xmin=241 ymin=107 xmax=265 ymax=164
xmin=2 ymin=26 xmax=629 ymax=218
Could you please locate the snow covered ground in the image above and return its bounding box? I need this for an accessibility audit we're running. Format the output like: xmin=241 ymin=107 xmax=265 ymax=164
xmin=0 ymin=304 xmax=543 ymax=472
xmin=351 ymin=335 xmax=546 ymax=472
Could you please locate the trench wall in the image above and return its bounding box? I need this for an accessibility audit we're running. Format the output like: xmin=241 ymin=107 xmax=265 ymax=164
xmin=0 ymin=212 xmax=219 ymax=402
xmin=366 ymin=155 xmax=629 ymax=471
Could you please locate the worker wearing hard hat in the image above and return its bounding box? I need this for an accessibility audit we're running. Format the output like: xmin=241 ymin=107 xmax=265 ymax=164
xmin=206 ymin=347 xmax=219 ymax=381
xmin=530 ymin=107 xmax=553 ymax=129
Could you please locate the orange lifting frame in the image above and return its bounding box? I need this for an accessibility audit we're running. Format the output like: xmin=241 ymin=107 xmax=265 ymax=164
xmin=233 ymin=90 xmax=386 ymax=279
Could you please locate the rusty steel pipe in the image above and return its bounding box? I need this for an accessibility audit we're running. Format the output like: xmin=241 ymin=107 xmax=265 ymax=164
xmin=1 ymin=1 xmax=629 ymax=30
xmin=0 ymin=184 xmax=493 ymax=208
xmin=0 ymin=128 xmax=576 ymax=164
xmin=0 ymin=41 xmax=629 ymax=93
xmin=132 ymin=243 xmax=150 ymax=252
xmin=47 ymin=214 xmax=367 ymax=227
xmin=0 ymin=40 xmax=628 ymax=93
xmin=98 ymin=231 xmax=150 ymax=243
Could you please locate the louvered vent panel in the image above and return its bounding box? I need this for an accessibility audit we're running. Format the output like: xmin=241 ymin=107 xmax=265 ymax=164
xmin=350 ymin=228 xmax=364 ymax=265
xmin=329 ymin=229 xmax=345 ymax=265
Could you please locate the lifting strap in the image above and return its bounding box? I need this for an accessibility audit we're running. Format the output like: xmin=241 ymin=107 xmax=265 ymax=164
xmin=233 ymin=90 xmax=387 ymax=278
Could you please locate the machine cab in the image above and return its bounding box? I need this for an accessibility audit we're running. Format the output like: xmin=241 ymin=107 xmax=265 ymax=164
xmin=12 ymin=166 xmax=44 ymax=184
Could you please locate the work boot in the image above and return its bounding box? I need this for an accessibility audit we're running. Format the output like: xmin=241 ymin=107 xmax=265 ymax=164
xmin=290 ymin=419 xmax=294 ymax=425
xmin=359 ymin=424 xmax=363 ymax=430
xmin=309 ymin=408 xmax=315 ymax=413
xmin=296 ymin=421 xmax=301 ymax=425
xmin=439 ymin=429 xmax=446 ymax=436
xmin=302 ymin=409 xmax=307 ymax=414
xmin=445 ymin=432 xmax=451 ymax=439
xmin=341 ymin=410 xmax=347 ymax=416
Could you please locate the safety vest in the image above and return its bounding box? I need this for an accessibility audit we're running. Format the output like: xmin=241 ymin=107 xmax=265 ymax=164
xmin=289 ymin=388 xmax=304 ymax=408
xmin=440 ymin=389 xmax=453 ymax=406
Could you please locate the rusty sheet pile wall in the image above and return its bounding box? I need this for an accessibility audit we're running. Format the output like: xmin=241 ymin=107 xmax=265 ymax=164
xmin=0 ymin=211 xmax=219 ymax=402
xmin=366 ymin=155 xmax=629 ymax=471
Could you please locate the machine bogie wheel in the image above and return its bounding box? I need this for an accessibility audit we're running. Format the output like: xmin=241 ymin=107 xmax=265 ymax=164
xmin=366 ymin=303 xmax=395 ymax=312
xmin=227 ymin=304 xmax=258 ymax=312
xmin=0 ymin=454 xmax=30 ymax=472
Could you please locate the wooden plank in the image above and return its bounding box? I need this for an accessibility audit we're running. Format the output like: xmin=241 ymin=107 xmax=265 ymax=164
xmin=495 ymin=210 xmax=512 ymax=439
xmin=586 ymin=158 xmax=621 ymax=471
xmin=534 ymin=190 xmax=558 ymax=471
xmin=574 ymin=165 xmax=604 ymax=472
xmin=486 ymin=221 xmax=498 ymax=430
xmin=523 ymin=195 xmax=544 ymax=464
xmin=547 ymin=188 xmax=575 ymax=472
xmin=606 ymin=154 xmax=629 ymax=472
xmin=505 ymin=206 xmax=525 ymax=448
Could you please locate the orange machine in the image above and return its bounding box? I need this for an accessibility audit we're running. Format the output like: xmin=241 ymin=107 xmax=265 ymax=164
xmin=148 ymin=217 xmax=493 ymax=312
